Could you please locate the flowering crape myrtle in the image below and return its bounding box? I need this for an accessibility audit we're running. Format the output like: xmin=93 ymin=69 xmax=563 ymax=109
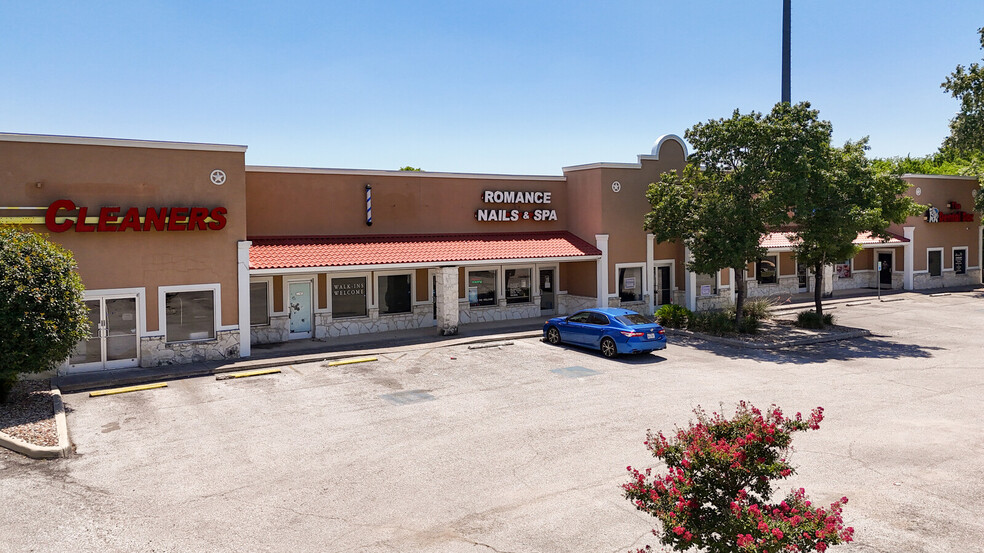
xmin=623 ymin=402 xmax=853 ymax=553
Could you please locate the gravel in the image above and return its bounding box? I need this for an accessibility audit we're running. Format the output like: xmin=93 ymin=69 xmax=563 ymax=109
xmin=0 ymin=379 xmax=58 ymax=447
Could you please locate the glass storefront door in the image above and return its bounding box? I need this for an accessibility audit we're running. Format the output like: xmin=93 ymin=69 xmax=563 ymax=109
xmin=69 ymin=296 xmax=138 ymax=371
xmin=539 ymin=269 xmax=555 ymax=314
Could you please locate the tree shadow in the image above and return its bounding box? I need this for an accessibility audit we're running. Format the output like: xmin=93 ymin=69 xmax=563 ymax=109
xmin=671 ymin=334 xmax=943 ymax=365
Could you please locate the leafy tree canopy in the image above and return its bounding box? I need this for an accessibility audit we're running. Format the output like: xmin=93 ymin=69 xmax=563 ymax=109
xmin=942 ymin=27 xmax=984 ymax=154
xmin=398 ymin=166 xmax=422 ymax=171
xmin=646 ymin=103 xmax=832 ymax=323
xmin=0 ymin=227 xmax=89 ymax=402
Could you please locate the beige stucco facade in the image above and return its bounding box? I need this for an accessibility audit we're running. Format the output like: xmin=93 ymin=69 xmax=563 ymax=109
xmin=2 ymin=131 xmax=981 ymax=372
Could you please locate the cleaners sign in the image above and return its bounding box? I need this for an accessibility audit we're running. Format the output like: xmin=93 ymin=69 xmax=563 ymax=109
xmin=475 ymin=190 xmax=558 ymax=222
xmin=43 ymin=199 xmax=227 ymax=232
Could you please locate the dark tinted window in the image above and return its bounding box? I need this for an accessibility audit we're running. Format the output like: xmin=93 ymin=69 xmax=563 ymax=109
xmin=928 ymin=250 xmax=942 ymax=277
xmin=616 ymin=313 xmax=653 ymax=325
xmin=587 ymin=313 xmax=610 ymax=325
xmin=567 ymin=312 xmax=590 ymax=323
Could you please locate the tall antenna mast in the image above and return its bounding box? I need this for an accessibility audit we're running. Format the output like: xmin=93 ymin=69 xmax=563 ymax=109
xmin=782 ymin=0 xmax=791 ymax=103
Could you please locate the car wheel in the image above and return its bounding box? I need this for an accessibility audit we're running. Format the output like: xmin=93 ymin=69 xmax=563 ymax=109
xmin=546 ymin=326 xmax=561 ymax=345
xmin=600 ymin=337 xmax=618 ymax=358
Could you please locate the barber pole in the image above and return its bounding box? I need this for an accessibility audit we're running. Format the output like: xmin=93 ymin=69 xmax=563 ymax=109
xmin=365 ymin=184 xmax=373 ymax=226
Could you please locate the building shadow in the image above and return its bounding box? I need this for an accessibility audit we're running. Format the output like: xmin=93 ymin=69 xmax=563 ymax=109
xmin=672 ymin=334 xmax=942 ymax=365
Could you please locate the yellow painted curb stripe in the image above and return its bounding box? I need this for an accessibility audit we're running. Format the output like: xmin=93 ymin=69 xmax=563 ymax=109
xmin=327 ymin=356 xmax=378 ymax=367
xmin=224 ymin=368 xmax=282 ymax=379
xmin=89 ymin=382 xmax=168 ymax=397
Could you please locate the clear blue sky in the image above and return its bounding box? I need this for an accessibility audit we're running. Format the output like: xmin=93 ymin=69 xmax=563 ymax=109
xmin=2 ymin=1 xmax=983 ymax=174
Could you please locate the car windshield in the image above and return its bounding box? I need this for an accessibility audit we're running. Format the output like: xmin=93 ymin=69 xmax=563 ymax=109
xmin=616 ymin=313 xmax=653 ymax=325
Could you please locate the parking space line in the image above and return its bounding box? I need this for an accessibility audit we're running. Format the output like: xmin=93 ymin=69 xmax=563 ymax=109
xmin=216 ymin=368 xmax=282 ymax=380
xmin=327 ymin=356 xmax=378 ymax=367
xmin=89 ymin=382 xmax=168 ymax=397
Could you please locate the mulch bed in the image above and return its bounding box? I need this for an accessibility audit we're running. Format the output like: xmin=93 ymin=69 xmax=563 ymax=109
xmin=0 ymin=379 xmax=58 ymax=448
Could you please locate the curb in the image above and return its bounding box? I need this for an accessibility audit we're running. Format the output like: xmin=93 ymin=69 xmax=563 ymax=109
xmin=213 ymin=331 xmax=544 ymax=373
xmin=0 ymin=385 xmax=71 ymax=459
xmin=57 ymin=330 xmax=546 ymax=394
xmin=666 ymin=327 xmax=871 ymax=349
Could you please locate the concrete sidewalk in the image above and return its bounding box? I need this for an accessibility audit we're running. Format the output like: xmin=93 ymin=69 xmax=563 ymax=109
xmin=55 ymin=317 xmax=549 ymax=393
xmin=768 ymin=284 xmax=982 ymax=314
xmin=55 ymin=285 xmax=981 ymax=394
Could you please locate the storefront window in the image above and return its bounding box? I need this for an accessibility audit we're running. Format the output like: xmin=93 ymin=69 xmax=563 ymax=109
xmin=250 ymin=281 xmax=269 ymax=326
xmin=954 ymin=249 xmax=967 ymax=275
xmin=165 ymin=290 xmax=214 ymax=342
xmin=928 ymin=250 xmax=942 ymax=277
xmin=379 ymin=274 xmax=412 ymax=314
xmin=618 ymin=266 xmax=643 ymax=301
xmin=332 ymin=276 xmax=367 ymax=318
xmin=468 ymin=270 xmax=497 ymax=307
xmin=696 ymin=273 xmax=717 ymax=296
xmin=757 ymin=256 xmax=778 ymax=284
xmin=505 ymin=268 xmax=531 ymax=304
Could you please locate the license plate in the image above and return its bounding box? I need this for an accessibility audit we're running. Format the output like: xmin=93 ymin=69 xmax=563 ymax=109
xmin=646 ymin=333 xmax=655 ymax=339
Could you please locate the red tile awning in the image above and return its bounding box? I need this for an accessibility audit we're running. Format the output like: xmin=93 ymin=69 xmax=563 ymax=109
xmin=248 ymin=231 xmax=602 ymax=270
xmin=760 ymin=231 xmax=909 ymax=250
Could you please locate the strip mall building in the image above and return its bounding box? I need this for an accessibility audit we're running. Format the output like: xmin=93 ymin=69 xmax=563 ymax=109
xmin=1 ymin=132 xmax=980 ymax=372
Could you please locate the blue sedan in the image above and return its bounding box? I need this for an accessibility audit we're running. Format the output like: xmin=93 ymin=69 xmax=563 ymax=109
xmin=543 ymin=307 xmax=666 ymax=358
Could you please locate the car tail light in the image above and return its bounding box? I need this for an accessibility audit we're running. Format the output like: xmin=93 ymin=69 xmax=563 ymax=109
xmin=620 ymin=331 xmax=644 ymax=337
xmin=658 ymin=329 xmax=665 ymax=335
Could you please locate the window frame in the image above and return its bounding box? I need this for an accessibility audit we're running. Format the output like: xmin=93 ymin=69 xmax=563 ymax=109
xmin=695 ymin=272 xmax=720 ymax=297
xmin=466 ymin=267 xmax=499 ymax=308
xmin=756 ymin=255 xmax=779 ymax=285
xmin=330 ymin=272 xmax=371 ymax=319
xmin=158 ymin=283 xmax=223 ymax=344
xmin=504 ymin=266 xmax=534 ymax=305
xmin=952 ymin=246 xmax=968 ymax=275
xmin=375 ymin=271 xmax=415 ymax=315
xmin=249 ymin=277 xmax=273 ymax=327
xmin=615 ymin=262 xmax=646 ymax=302
xmin=927 ymin=248 xmax=944 ymax=277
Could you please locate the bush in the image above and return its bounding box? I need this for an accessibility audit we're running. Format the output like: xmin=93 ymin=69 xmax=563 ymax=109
xmin=742 ymin=298 xmax=775 ymax=321
xmin=736 ymin=315 xmax=761 ymax=334
xmin=0 ymin=227 xmax=89 ymax=402
xmin=689 ymin=311 xmax=735 ymax=335
xmin=725 ymin=298 xmax=775 ymax=322
xmin=796 ymin=310 xmax=834 ymax=329
xmin=624 ymin=402 xmax=854 ymax=553
xmin=655 ymin=304 xmax=691 ymax=329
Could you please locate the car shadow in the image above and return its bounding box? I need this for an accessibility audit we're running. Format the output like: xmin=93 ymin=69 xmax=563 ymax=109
xmin=542 ymin=341 xmax=668 ymax=364
xmin=670 ymin=333 xmax=943 ymax=365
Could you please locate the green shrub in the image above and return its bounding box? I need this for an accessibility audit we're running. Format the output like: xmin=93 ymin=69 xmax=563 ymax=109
xmin=796 ymin=310 xmax=834 ymax=329
xmin=655 ymin=304 xmax=691 ymax=329
xmin=725 ymin=298 xmax=775 ymax=322
xmin=736 ymin=315 xmax=761 ymax=334
xmin=742 ymin=298 xmax=775 ymax=321
xmin=689 ymin=311 xmax=735 ymax=335
xmin=0 ymin=227 xmax=89 ymax=402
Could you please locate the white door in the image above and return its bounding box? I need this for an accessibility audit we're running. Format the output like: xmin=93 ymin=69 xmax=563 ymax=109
xmin=797 ymin=262 xmax=809 ymax=292
xmin=69 ymin=296 xmax=139 ymax=371
xmin=288 ymin=281 xmax=313 ymax=339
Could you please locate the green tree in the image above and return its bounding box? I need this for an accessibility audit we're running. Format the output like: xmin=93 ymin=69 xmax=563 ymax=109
xmin=942 ymin=27 xmax=984 ymax=154
xmin=774 ymin=105 xmax=922 ymax=320
xmin=398 ymin=166 xmax=422 ymax=171
xmin=645 ymin=107 xmax=791 ymax=327
xmin=0 ymin=227 xmax=89 ymax=402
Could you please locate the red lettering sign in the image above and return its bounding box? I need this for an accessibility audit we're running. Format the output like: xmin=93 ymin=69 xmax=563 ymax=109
xmin=44 ymin=200 xmax=228 ymax=233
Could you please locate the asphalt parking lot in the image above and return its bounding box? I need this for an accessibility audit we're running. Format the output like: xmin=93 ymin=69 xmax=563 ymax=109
xmin=1 ymin=290 xmax=983 ymax=553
